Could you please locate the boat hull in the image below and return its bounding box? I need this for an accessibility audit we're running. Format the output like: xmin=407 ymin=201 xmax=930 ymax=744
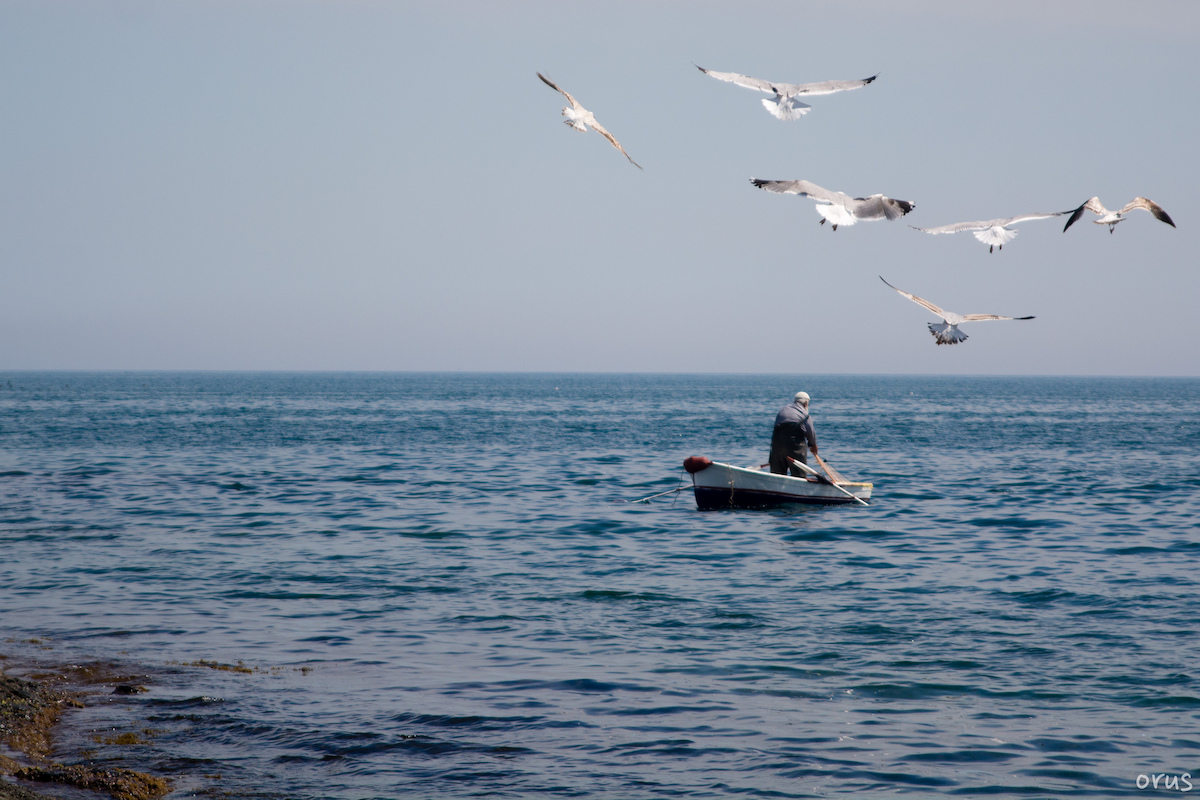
xmin=690 ymin=460 xmax=871 ymax=509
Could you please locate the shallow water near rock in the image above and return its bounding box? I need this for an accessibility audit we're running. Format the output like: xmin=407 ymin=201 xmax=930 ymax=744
xmin=2 ymin=372 xmax=1199 ymax=798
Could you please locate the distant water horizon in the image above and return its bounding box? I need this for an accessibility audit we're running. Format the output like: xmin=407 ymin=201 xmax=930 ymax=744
xmin=4 ymin=369 xmax=1199 ymax=378
xmin=2 ymin=371 xmax=1198 ymax=798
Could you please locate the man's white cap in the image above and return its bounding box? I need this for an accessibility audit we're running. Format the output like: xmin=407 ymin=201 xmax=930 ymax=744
xmin=794 ymin=391 xmax=810 ymax=404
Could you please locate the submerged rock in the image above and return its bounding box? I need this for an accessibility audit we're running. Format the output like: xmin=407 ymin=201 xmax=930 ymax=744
xmin=0 ymin=779 xmax=60 ymax=800
xmin=0 ymin=673 xmax=81 ymax=760
xmin=14 ymin=765 xmax=170 ymax=800
xmin=1 ymin=669 xmax=171 ymax=800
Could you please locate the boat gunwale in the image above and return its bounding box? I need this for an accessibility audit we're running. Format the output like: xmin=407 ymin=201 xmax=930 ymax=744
xmin=696 ymin=460 xmax=873 ymax=490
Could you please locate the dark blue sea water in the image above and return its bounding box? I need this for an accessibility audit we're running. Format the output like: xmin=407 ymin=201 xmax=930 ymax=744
xmin=2 ymin=372 xmax=1199 ymax=799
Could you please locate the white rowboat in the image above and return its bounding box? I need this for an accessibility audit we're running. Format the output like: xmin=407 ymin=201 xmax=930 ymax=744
xmin=683 ymin=456 xmax=872 ymax=509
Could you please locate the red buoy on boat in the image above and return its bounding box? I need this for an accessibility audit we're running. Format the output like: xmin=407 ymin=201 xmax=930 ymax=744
xmin=683 ymin=456 xmax=713 ymax=474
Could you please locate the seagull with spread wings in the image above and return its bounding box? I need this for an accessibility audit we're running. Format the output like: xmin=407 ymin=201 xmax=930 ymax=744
xmin=696 ymin=65 xmax=877 ymax=120
xmin=1063 ymin=196 xmax=1175 ymax=233
xmin=537 ymin=73 xmax=641 ymax=169
xmin=880 ymin=276 xmax=1034 ymax=346
xmin=910 ymin=211 xmax=1068 ymax=253
xmin=750 ymin=178 xmax=914 ymax=230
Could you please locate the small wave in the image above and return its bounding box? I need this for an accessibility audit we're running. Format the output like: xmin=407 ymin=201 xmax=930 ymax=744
xmin=899 ymin=748 xmax=1019 ymax=763
xmin=1027 ymin=737 xmax=1124 ymax=754
xmin=966 ymin=516 xmax=1067 ymax=530
xmin=1131 ymin=694 xmax=1200 ymax=708
xmin=592 ymin=704 xmax=733 ymax=717
xmin=145 ymin=696 xmax=225 ymax=708
xmin=392 ymin=713 xmax=583 ymax=731
xmin=457 ymin=677 xmax=657 ymax=695
xmin=816 ymin=768 xmax=957 ymax=788
xmin=577 ymin=589 xmax=695 ymax=603
xmin=604 ymin=740 xmax=737 ymax=758
xmin=1014 ymin=767 xmax=1126 ymax=789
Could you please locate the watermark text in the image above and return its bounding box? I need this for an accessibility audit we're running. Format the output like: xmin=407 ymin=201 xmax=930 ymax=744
xmin=1137 ymin=773 xmax=1192 ymax=792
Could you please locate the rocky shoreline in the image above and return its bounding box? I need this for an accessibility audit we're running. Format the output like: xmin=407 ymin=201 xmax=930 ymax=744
xmin=1 ymin=666 xmax=171 ymax=800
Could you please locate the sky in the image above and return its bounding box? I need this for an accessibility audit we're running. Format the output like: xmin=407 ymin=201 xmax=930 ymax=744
xmin=2 ymin=0 xmax=1198 ymax=375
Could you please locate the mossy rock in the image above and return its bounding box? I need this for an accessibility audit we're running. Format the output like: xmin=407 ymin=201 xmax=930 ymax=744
xmin=14 ymin=764 xmax=170 ymax=800
xmin=0 ymin=778 xmax=62 ymax=800
xmin=2 ymin=671 xmax=171 ymax=800
xmin=0 ymin=674 xmax=81 ymax=759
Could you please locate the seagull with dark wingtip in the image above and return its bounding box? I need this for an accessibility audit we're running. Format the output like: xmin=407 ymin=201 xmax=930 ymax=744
xmin=750 ymin=178 xmax=914 ymax=231
xmin=537 ymin=72 xmax=642 ymax=169
xmin=1063 ymin=196 xmax=1175 ymax=233
xmin=880 ymin=276 xmax=1035 ymax=346
xmin=909 ymin=211 xmax=1071 ymax=253
xmin=696 ymin=65 xmax=877 ymax=120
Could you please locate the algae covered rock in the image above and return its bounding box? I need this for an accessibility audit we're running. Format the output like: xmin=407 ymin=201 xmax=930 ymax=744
xmin=0 ymin=673 xmax=81 ymax=760
xmin=1 ymin=670 xmax=171 ymax=800
xmin=14 ymin=764 xmax=170 ymax=800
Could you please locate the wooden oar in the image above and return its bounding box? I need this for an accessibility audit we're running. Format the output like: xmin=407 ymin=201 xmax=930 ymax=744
xmin=788 ymin=457 xmax=869 ymax=506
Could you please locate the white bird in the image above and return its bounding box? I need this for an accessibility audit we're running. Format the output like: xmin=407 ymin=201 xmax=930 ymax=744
xmin=696 ymin=65 xmax=877 ymax=121
xmin=880 ymin=276 xmax=1034 ymax=346
xmin=537 ymin=72 xmax=641 ymax=169
xmin=1063 ymin=196 xmax=1175 ymax=233
xmin=910 ymin=211 xmax=1067 ymax=253
xmin=750 ymin=179 xmax=914 ymax=230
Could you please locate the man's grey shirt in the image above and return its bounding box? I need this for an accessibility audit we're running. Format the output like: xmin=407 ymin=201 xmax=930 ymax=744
xmin=772 ymin=401 xmax=817 ymax=450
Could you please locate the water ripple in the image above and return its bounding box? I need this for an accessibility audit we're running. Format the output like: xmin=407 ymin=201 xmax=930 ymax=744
xmin=2 ymin=372 xmax=1199 ymax=798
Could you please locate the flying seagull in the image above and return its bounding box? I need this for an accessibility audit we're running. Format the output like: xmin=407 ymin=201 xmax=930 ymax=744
xmin=880 ymin=276 xmax=1034 ymax=346
xmin=696 ymin=65 xmax=877 ymax=121
xmin=750 ymin=178 xmax=914 ymax=230
xmin=1063 ymin=196 xmax=1175 ymax=233
xmin=537 ymin=72 xmax=641 ymax=169
xmin=910 ymin=211 xmax=1067 ymax=253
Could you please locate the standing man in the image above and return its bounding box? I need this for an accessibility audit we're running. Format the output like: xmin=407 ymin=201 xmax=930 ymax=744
xmin=769 ymin=391 xmax=818 ymax=476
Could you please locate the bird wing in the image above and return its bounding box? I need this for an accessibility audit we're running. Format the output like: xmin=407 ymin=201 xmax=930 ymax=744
xmin=880 ymin=276 xmax=946 ymax=319
xmin=998 ymin=211 xmax=1064 ymax=226
xmin=915 ymin=212 xmax=1059 ymax=235
xmin=909 ymin=220 xmax=989 ymax=234
xmin=960 ymin=314 xmax=1035 ymax=322
xmin=588 ymin=118 xmax=642 ymax=169
xmin=695 ymin=65 xmax=777 ymax=94
xmin=750 ymin=179 xmax=845 ymax=204
xmin=537 ymin=72 xmax=582 ymax=110
xmin=788 ymin=75 xmax=879 ymax=96
xmin=1063 ymin=197 xmax=1104 ymax=232
xmin=851 ymin=194 xmax=915 ymax=221
xmin=1120 ymin=197 xmax=1176 ymax=227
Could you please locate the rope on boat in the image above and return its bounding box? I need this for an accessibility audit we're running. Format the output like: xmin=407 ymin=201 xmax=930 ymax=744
xmin=630 ymin=485 xmax=688 ymax=503
xmin=630 ymin=468 xmax=688 ymax=504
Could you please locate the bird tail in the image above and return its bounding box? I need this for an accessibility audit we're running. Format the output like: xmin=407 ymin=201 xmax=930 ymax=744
xmin=929 ymin=323 xmax=967 ymax=345
xmin=972 ymin=227 xmax=1017 ymax=248
xmin=762 ymin=97 xmax=811 ymax=120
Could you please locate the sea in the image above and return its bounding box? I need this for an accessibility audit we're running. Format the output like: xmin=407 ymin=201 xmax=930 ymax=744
xmin=2 ymin=372 xmax=1199 ymax=800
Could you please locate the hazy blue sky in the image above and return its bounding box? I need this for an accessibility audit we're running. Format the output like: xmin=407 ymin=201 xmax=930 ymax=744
xmin=3 ymin=0 xmax=1198 ymax=375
